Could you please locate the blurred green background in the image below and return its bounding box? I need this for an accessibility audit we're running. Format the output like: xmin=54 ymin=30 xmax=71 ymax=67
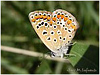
xmin=1 ymin=1 xmax=99 ymax=74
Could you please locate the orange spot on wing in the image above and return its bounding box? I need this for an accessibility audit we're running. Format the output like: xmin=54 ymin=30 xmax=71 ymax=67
xmin=43 ymin=16 xmax=47 ymax=19
xmin=61 ymin=15 xmax=64 ymax=19
xmin=57 ymin=15 xmax=60 ymax=19
xmin=31 ymin=19 xmax=36 ymax=22
xmin=34 ymin=16 xmax=39 ymax=19
xmin=39 ymin=15 xmax=43 ymax=18
xmin=67 ymin=20 xmax=72 ymax=24
xmin=50 ymin=20 xmax=53 ymax=24
xmin=52 ymin=17 xmax=56 ymax=21
xmin=47 ymin=17 xmax=51 ymax=20
xmin=70 ymin=24 xmax=77 ymax=30
xmin=64 ymin=17 xmax=68 ymax=21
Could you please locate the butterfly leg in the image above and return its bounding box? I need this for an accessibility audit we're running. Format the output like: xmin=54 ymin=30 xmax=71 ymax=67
xmin=60 ymin=54 xmax=64 ymax=58
xmin=69 ymin=42 xmax=77 ymax=46
xmin=65 ymin=53 xmax=76 ymax=57
xmin=50 ymin=52 xmax=64 ymax=58
xmin=50 ymin=52 xmax=56 ymax=58
xmin=63 ymin=42 xmax=76 ymax=57
xmin=64 ymin=50 xmax=76 ymax=57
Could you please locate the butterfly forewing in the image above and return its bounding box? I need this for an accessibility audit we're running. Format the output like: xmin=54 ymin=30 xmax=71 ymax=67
xmin=52 ymin=9 xmax=79 ymax=47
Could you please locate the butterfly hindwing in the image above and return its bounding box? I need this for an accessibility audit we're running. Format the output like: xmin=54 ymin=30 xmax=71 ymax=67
xmin=29 ymin=11 xmax=58 ymax=52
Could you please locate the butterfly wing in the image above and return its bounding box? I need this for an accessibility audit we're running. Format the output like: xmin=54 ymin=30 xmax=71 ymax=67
xmin=52 ymin=9 xmax=79 ymax=48
xmin=29 ymin=9 xmax=79 ymax=53
xmin=29 ymin=11 xmax=58 ymax=52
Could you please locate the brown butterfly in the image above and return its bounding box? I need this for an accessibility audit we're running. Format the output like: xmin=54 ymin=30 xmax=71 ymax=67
xmin=29 ymin=9 xmax=79 ymax=58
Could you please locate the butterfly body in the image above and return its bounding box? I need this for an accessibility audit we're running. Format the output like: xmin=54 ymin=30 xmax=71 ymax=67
xmin=29 ymin=9 xmax=79 ymax=58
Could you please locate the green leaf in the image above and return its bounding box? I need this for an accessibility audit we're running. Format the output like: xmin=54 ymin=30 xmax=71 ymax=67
xmin=69 ymin=43 xmax=89 ymax=66
xmin=69 ymin=42 xmax=99 ymax=74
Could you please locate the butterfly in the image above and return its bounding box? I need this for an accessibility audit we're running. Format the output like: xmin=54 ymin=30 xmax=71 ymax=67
xmin=29 ymin=9 xmax=79 ymax=58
